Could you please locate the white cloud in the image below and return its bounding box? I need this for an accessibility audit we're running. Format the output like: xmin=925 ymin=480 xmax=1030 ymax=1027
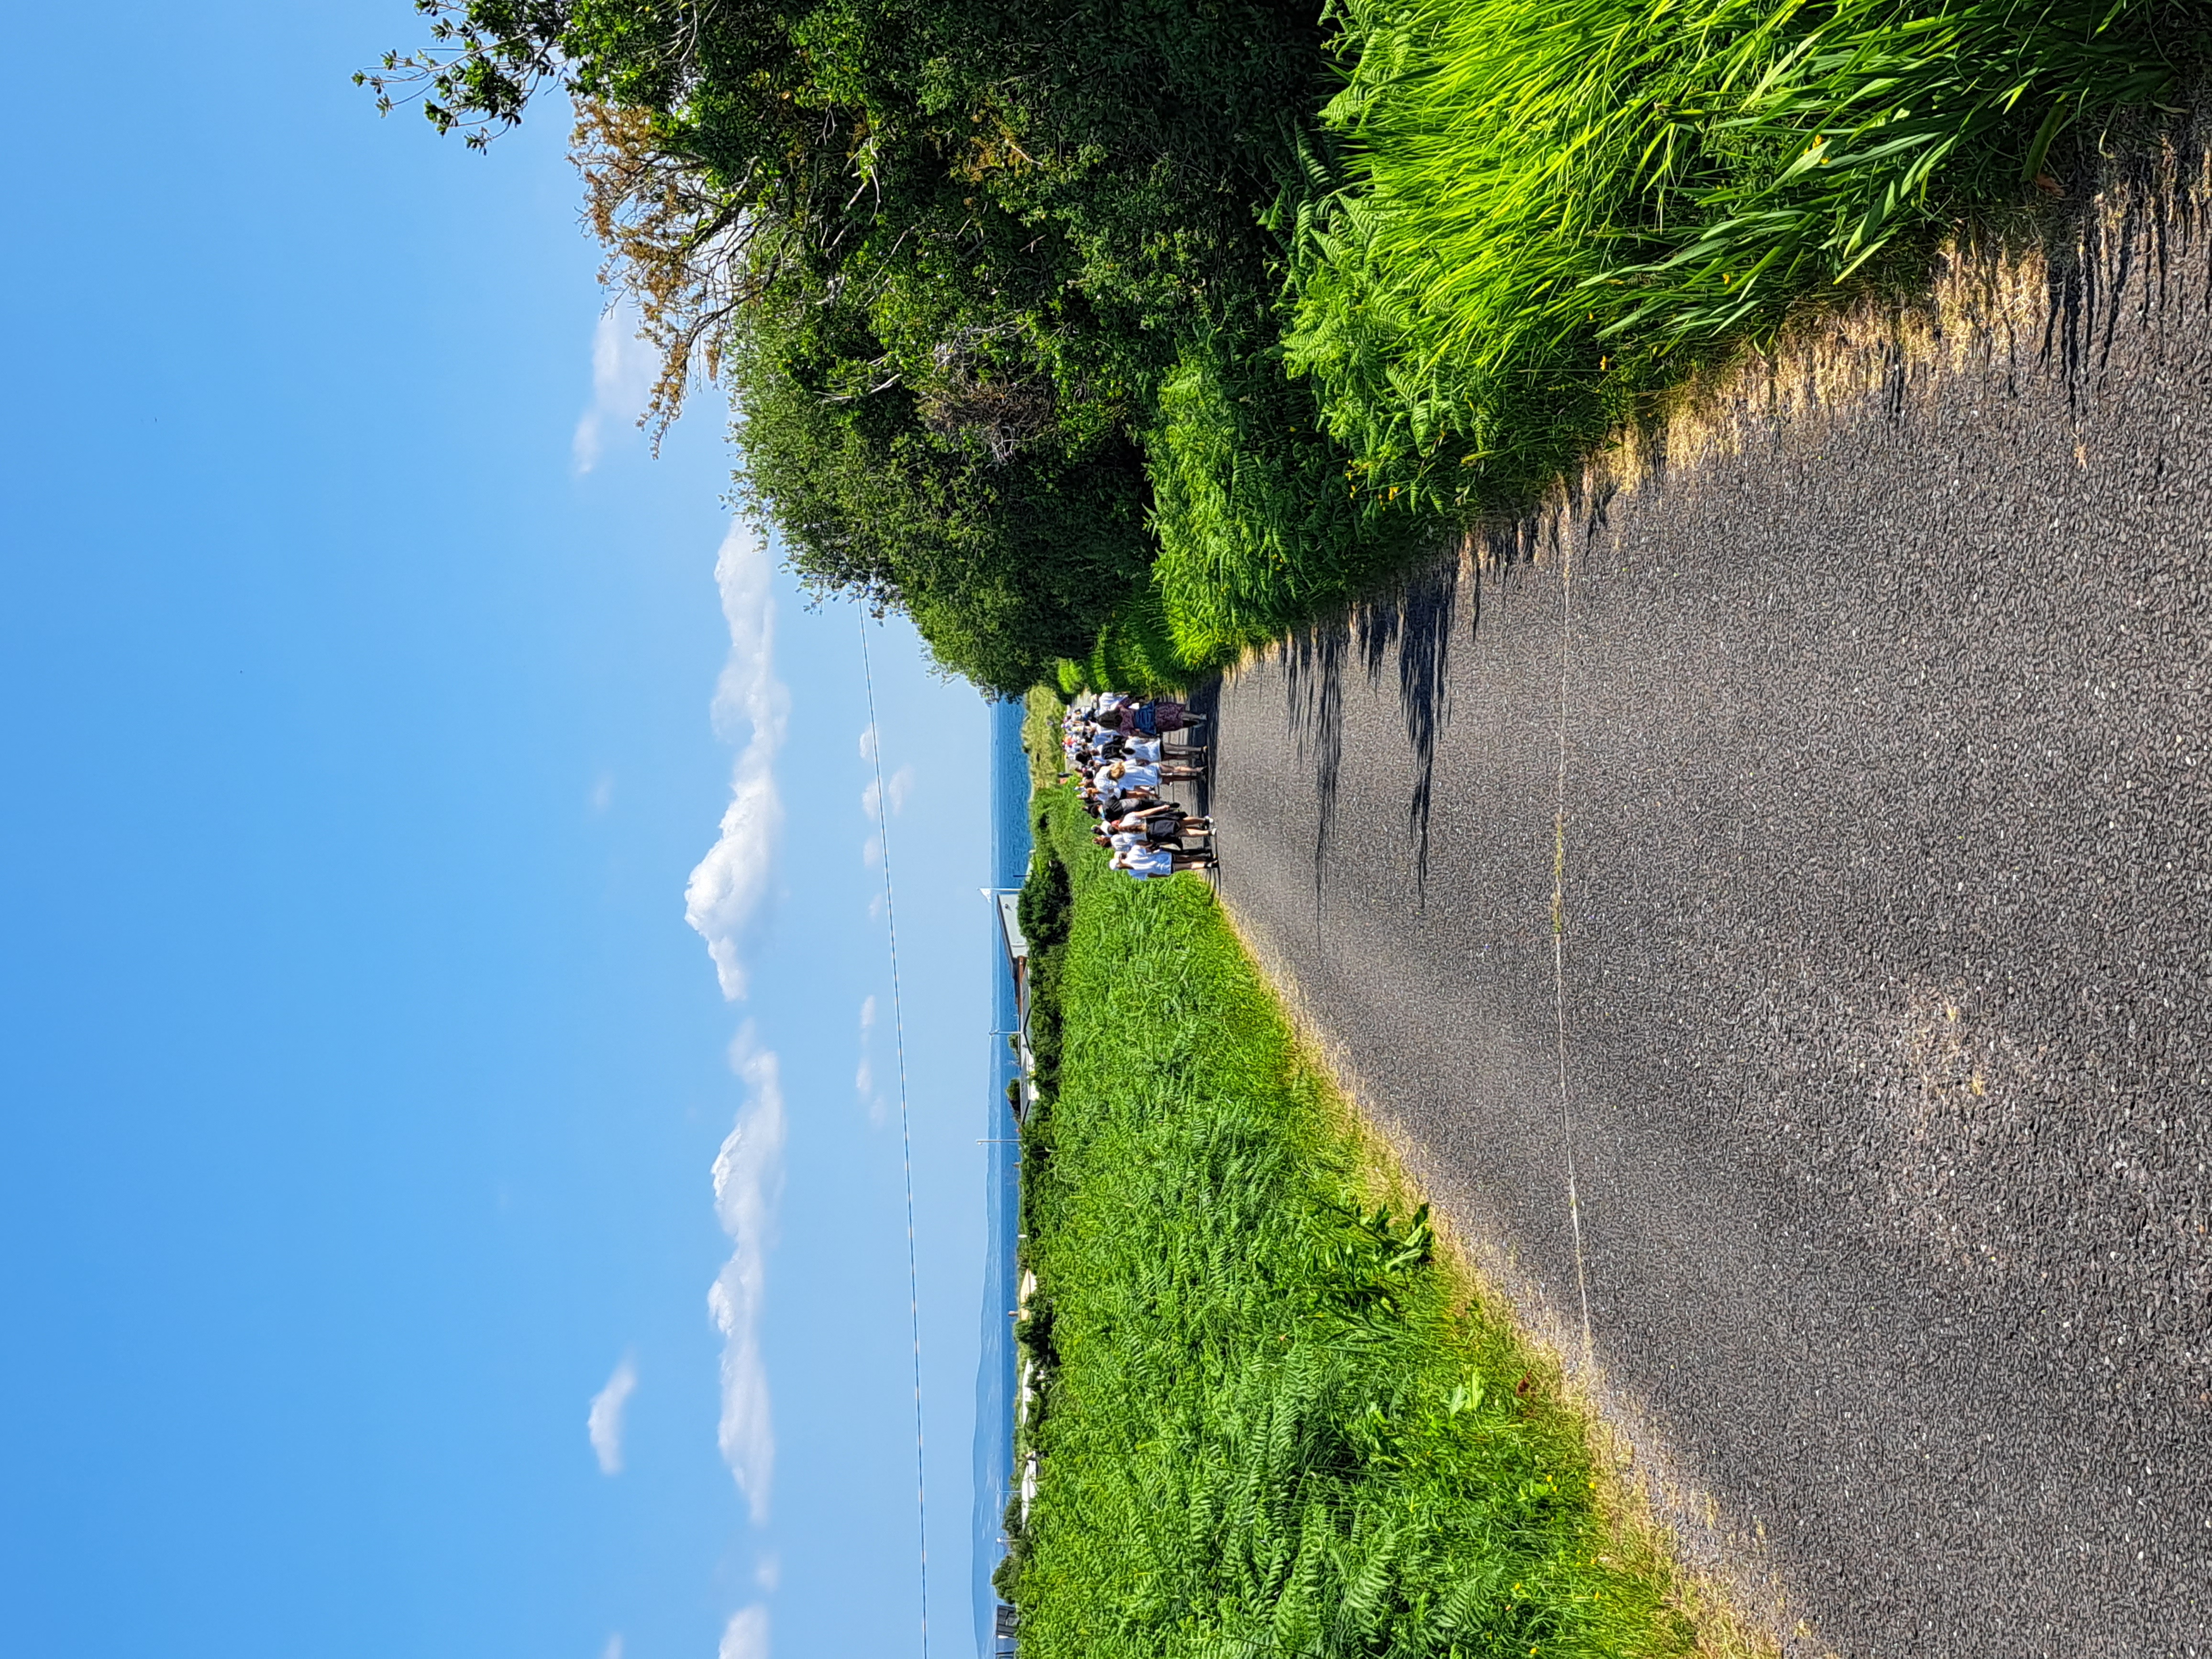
xmin=677 ymin=518 xmax=790 ymax=1565
xmin=859 ymin=763 xmax=915 ymax=826
xmin=600 ymin=1638 xmax=624 ymax=1659
xmin=754 ymin=1553 xmax=782 ymax=1593
xmin=588 ymin=773 xmax=615 ymax=815
xmin=708 ymin=1029 xmax=785 ymax=1524
xmin=572 ymin=302 xmax=659 ymax=475
xmin=859 ymin=731 xmax=907 ymax=875
xmin=718 ymin=1605 xmax=770 ymax=1659
xmin=855 ymin=995 xmax=876 ymax=1099
xmin=684 ymin=522 xmax=789 ymax=999
xmin=587 ymin=1357 xmax=638 ymax=1475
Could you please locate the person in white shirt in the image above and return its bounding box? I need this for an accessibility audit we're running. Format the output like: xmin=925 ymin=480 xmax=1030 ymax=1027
xmin=1111 ymin=844 xmax=1215 ymax=878
xmin=1105 ymin=757 xmax=1202 ymax=791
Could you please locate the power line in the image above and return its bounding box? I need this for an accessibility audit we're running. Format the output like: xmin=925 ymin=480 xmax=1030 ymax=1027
xmin=859 ymin=613 xmax=929 ymax=1659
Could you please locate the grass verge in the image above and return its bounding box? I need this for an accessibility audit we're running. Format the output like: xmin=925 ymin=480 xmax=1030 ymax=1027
xmin=1000 ymin=786 xmax=1749 ymax=1658
xmin=1022 ymin=686 xmax=1071 ymax=794
xmin=1282 ymin=0 xmax=2196 ymax=501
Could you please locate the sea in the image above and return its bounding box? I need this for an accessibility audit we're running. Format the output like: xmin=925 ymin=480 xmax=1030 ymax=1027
xmin=972 ymin=695 xmax=1030 ymax=1657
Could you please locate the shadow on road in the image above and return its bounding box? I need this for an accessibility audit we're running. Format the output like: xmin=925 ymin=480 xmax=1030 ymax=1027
xmin=1279 ymin=620 xmax=1349 ymax=915
xmin=1355 ymin=558 xmax=1472 ymax=903
xmin=2041 ymin=129 xmax=2212 ymax=398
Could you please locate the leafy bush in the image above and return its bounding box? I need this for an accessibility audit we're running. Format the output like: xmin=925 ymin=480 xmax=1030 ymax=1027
xmin=1018 ymin=830 xmax=1075 ymax=1091
xmin=1017 ymin=845 xmax=1073 ymax=950
xmin=1146 ymin=332 xmax=1427 ymax=670
xmin=734 ymin=274 xmax=1155 ymax=690
xmin=1073 ymin=582 xmax=1187 ymax=695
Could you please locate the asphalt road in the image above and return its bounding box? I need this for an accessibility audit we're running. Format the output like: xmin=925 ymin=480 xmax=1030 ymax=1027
xmin=1201 ymin=175 xmax=2212 ymax=1656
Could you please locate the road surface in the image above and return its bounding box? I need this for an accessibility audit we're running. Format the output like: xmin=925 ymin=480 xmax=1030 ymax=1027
xmin=1202 ymin=164 xmax=2212 ymax=1657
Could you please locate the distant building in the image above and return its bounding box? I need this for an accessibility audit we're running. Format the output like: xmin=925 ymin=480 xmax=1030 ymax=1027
xmin=994 ymin=890 xmax=1029 ymax=1006
xmin=988 ymin=889 xmax=1039 ymax=1119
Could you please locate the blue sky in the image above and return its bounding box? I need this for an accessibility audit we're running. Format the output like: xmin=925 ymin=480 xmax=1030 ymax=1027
xmin=0 ymin=5 xmax=997 ymax=1657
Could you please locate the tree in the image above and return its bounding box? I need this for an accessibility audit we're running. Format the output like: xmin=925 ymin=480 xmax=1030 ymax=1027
xmin=371 ymin=0 xmax=1332 ymax=686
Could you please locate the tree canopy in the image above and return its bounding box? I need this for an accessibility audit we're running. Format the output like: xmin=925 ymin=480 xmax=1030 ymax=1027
xmin=370 ymin=0 xmax=1331 ymax=690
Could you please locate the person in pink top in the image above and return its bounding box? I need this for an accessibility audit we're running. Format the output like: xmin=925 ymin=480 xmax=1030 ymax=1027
xmin=1091 ymin=697 xmax=1206 ymax=736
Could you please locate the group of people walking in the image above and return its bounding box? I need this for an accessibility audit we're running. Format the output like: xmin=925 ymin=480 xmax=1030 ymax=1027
xmin=1058 ymin=693 xmax=1217 ymax=879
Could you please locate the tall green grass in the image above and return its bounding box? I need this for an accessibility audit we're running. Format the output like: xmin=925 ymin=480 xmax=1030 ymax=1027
xmin=1289 ymin=0 xmax=2197 ymax=498
xmin=1004 ymin=788 xmax=1715 ymax=1658
xmin=1145 ymin=336 xmax=1426 ymax=670
xmin=1073 ymin=580 xmax=1189 ymax=696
